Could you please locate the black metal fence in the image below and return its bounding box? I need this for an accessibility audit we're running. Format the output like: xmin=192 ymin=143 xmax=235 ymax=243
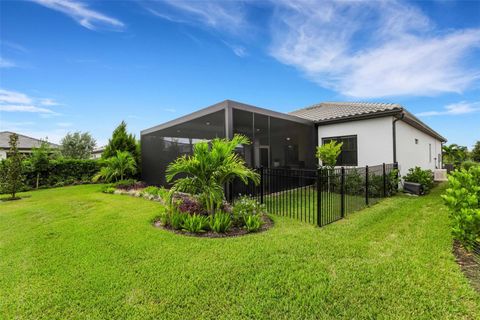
xmin=231 ymin=163 xmax=399 ymax=227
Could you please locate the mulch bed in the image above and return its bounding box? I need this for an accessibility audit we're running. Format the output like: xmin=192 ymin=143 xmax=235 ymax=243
xmin=153 ymin=215 xmax=274 ymax=238
xmin=453 ymin=240 xmax=480 ymax=293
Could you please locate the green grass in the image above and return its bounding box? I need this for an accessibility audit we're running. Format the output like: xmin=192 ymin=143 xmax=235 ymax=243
xmin=1 ymin=184 xmax=479 ymax=319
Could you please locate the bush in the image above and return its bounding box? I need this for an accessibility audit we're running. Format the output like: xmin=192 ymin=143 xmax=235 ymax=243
xmin=442 ymin=166 xmax=480 ymax=250
xmin=170 ymin=211 xmax=188 ymax=230
xmin=345 ymin=169 xmax=363 ymax=195
xmin=210 ymin=211 xmax=232 ymax=233
xmin=182 ymin=214 xmax=209 ymax=233
xmin=232 ymin=196 xmax=265 ymax=225
xmin=462 ymin=161 xmax=480 ymax=171
xmin=113 ymin=179 xmax=146 ymax=190
xmin=403 ymin=167 xmax=434 ymax=194
xmin=172 ymin=193 xmax=205 ymax=215
xmin=101 ymin=185 xmax=116 ymax=194
xmin=244 ymin=214 xmax=263 ymax=232
xmin=23 ymin=158 xmax=104 ymax=189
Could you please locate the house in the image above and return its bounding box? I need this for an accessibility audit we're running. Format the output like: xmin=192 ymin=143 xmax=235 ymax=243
xmin=140 ymin=100 xmax=446 ymax=186
xmin=0 ymin=131 xmax=59 ymax=160
xmin=91 ymin=146 xmax=105 ymax=159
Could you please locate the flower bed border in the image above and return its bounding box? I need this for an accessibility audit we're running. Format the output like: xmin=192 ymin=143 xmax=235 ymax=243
xmin=153 ymin=215 xmax=273 ymax=238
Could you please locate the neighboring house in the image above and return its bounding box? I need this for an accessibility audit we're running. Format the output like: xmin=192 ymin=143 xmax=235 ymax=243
xmin=91 ymin=146 xmax=105 ymax=159
xmin=141 ymin=100 xmax=446 ymax=185
xmin=0 ymin=131 xmax=59 ymax=160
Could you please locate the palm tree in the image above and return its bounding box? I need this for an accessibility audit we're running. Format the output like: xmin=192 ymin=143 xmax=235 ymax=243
xmin=93 ymin=150 xmax=136 ymax=182
xmin=166 ymin=134 xmax=259 ymax=214
xmin=443 ymin=144 xmax=468 ymax=166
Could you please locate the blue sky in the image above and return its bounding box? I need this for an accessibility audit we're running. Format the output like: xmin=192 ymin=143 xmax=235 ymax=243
xmin=0 ymin=0 xmax=479 ymax=148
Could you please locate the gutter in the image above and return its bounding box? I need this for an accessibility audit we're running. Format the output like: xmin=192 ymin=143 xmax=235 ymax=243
xmin=392 ymin=111 xmax=405 ymax=163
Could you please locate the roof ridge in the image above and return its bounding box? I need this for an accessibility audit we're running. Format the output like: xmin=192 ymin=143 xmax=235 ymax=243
xmin=0 ymin=131 xmax=59 ymax=146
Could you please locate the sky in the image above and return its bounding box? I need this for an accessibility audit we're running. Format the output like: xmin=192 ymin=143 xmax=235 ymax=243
xmin=0 ymin=0 xmax=479 ymax=148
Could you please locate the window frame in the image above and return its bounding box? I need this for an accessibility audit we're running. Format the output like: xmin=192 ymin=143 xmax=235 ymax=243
xmin=321 ymin=135 xmax=358 ymax=166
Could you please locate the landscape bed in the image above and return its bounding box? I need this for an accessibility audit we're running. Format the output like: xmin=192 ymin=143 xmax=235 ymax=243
xmin=1 ymin=184 xmax=479 ymax=319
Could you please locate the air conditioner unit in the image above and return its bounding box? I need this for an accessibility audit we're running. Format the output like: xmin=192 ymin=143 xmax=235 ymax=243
xmin=434 ymin=169 xmax=448 ymax=181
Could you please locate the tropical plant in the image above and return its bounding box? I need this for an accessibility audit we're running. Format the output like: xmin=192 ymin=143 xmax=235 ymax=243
xmin=442 ymin=166 xmax=480 ymax=250
xmin=316 ymin=140 xmax=343 ymax=169
xmin=244 ymin=214 xmax=263 ymax=232
xmin=166 ymin=134 xmax=259 ymax=214
xmin=210 ymin=211 xmax=232 ymax=233
xmin=471 ymin=141 xmax=480 ymax=162
xmin=182 ymin=214 xmax=210 ymax=233
xmin=170 ymin=211 xmax=188 ymax=230
xmin=93 ymin=151 xmax=136 ymax=182
xmin=60 ymin=131 xmax=96 ymax=159
xmin=442 ymin=144 xmax=468 ymax=166
xmin=0 ymin=133 xmax=24 ymax=199
xmin=404 ymin=167 xmax=434 ymax=194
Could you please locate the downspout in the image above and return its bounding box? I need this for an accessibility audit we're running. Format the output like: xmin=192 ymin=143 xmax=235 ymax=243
xmin=392 ymin=111 xmax=405 ymax=164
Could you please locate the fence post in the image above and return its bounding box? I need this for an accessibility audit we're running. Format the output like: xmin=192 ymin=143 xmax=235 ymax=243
xmin=341 ymin=167 xmax=345 ymax=218
xmin=260 ymin=166 xmax=264 ymax=204
xmin=382 ymin=163 xmax=386 ymax=197
xmin=365 ymin=165 xmax=369 ymax=206
xmin=316 ymin=168 xmax=322 ymax=227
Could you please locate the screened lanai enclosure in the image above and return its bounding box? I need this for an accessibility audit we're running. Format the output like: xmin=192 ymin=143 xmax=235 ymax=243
xmin=141 ymin=100 xmax=317 ymax=186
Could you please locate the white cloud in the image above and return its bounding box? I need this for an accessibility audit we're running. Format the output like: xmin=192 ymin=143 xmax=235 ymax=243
xmin=0 ymin=57 xmax=16 ymax=68
xmin=0 ymin=88 xmax=60 ymax=114
xmin=32 ymin=0 xmax=124 ymax=31
xmin=269 ymin=0 xmax=480 ymax=98
xmin=0 ymin=89 xmax=32 ymax=104
xmin=0 ymin=104 xmax=56 ymax=114
xmin=416 ymin=101 xmax=480 ymax=116
xmin=40 ymin=98 xmax=61 ymax=106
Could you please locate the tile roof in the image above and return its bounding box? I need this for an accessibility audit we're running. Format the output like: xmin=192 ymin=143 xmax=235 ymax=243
xmin=0 ymin=131 xmax=59 ymax=149
xmin=289 ymin=102 xmax=402 ymax=122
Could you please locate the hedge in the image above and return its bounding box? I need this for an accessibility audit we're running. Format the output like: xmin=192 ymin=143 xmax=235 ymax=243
xmin=22 ymin=158 xmax=105 ymax=188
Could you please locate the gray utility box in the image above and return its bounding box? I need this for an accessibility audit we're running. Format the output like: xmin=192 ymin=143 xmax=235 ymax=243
xmin=403 ymin=182 xmax=424 ymax=195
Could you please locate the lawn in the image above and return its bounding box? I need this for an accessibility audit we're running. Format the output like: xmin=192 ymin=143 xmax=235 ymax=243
xmin=1 ymin=184 xmax=479 ymax=319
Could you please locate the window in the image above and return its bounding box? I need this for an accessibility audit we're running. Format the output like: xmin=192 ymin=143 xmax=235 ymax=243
xmin=322 ymin=135 xmax=358 ymax=166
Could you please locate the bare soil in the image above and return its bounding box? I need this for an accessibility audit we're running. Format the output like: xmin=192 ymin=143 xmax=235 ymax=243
xmin=453 ymin=240 xmax=480 ymax=293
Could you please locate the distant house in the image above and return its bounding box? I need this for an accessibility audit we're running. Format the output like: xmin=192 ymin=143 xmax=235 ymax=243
xmin=91 ymin=146 xmax=105 ymax=159
xmin=140 ymin=100 xmax=446 ymax=186
xmin=0 ymin=131 xmax=59 ymax=160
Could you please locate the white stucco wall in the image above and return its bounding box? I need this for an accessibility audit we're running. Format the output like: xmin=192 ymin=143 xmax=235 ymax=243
xmin=317 ymin=117 xmax=394 ymax=167
xmin=0 ymin=150 xmax=6 ymax=160
xmin=395 ymin=120 xmax=443 ymax=176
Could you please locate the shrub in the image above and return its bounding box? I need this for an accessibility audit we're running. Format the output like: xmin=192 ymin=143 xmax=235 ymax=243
xmin=101 ymin=185 xmax=116 ymax=194
xmin=345 ymin=169 xmax=363 ymax=195
xmin=23 ymin=158 xmax=104 ymax=188
xmin=442 ymin=166 xmax=480 ymax=250
xmin=154 ymin=211 xmax=170 ymax=226
xmin=182 ymin=214 xmax=209 ymax=233
xmin=175 ymin=194 xmax=205 ymax=215
xmin=141 ymin=186 xmax=161 ymax=197
xmin=404 ymin=167 xmax=434 ymax=194
xmin=113 ymin=179 xmax=137 ymax=190
xmin=232 ymin=196 xmax=265 ymax=225
xmin=210 ymin=211 xmax=232 ymax=233
xmin=170 ymin=211 xmax=188 ymax=230
xmin=244 ymin=214 xmax=263 ymax=232
xmin=462 ymin=161 xmax=480 ymax=171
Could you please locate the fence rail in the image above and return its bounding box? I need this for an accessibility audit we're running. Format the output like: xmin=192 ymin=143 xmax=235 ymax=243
xmin=231 ymin=163 xmax=398 ymax=227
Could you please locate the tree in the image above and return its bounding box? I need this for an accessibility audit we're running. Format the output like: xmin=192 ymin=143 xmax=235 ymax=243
xmin=93 ymin=151 xmax=136 ymax=182
xmin=31 ymin=142 xmax=51 ymax=189
xmin=102 ymin=121 xmax=139 ymax=162
xmin=0 ymin=133 xmax=24 ymax=199
xmin=471 ymin=141 xmax=480 ymax=162
xmin=60 ymin=132 xmax=96 ymax=159
xmin=442 ymin=144 xmax=468 ymax=166
xmin=166 ymin=135 xmax=259 ymax=214
xmin=316 ymin=140 xmax=343 ymax=169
